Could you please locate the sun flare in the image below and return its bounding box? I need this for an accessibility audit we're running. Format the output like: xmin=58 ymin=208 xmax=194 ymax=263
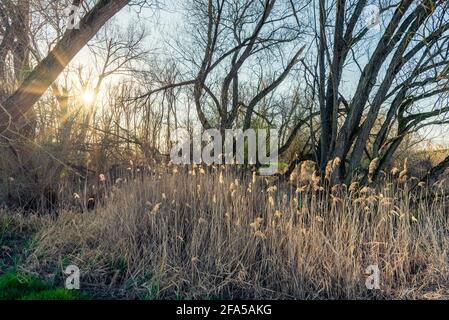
xmin=82 ymin=91 xmax=95 ymax=104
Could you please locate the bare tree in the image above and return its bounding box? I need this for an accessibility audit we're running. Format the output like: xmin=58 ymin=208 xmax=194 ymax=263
xmin=137 ymin=0 xmax=306 ymax=136
xmin=294 ymin=0 xmax=449 ymax=184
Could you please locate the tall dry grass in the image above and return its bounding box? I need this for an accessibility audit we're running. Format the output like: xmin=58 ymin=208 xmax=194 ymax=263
xmin=25 ymin=165 xmax=449 ymax=299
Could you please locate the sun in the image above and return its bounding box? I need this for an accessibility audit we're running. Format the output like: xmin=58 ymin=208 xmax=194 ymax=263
xmin=82 ymin=90 xmax=95 ymax=104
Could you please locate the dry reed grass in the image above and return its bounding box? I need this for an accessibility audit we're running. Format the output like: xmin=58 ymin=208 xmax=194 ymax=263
xmin=19 ymin=166 xmax=449 ymax=299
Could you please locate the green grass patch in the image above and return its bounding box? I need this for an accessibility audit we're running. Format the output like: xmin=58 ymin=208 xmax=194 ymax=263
xmin=0 ymin=272 xmax=88 ymax=300
xmin=0 ymin=272 xmax=50 ymax=300
xmin=20 ymin=288 xmax=89 ymax=300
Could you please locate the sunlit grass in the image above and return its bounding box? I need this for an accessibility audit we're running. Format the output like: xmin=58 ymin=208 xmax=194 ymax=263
xmin=18 ymin=164 xmax=449 ymax=300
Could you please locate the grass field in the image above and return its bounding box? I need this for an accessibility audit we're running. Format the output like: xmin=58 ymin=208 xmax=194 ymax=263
xmin=1 ymin=165 xmax=449 ymax=300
